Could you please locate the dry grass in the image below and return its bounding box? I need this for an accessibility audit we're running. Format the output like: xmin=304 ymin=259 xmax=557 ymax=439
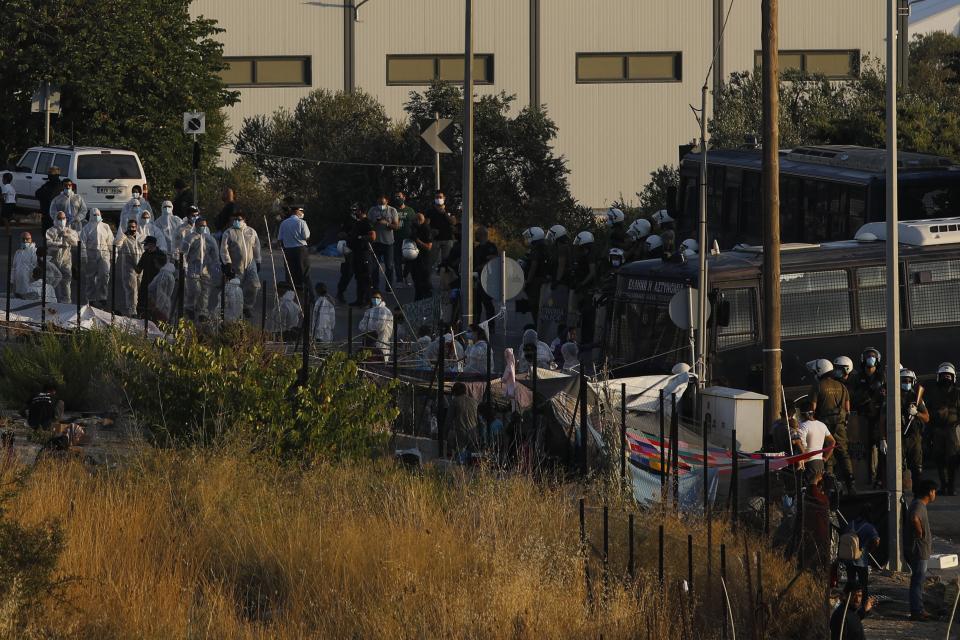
xmin=1 ymin=452 xmax=825 ymax=639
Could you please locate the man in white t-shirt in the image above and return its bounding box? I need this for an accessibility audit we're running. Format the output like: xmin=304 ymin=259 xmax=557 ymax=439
xmin=797 ymin=399 xmax=836 ymax=483
xmin=1 ymin=172 xmax=16 ymax=233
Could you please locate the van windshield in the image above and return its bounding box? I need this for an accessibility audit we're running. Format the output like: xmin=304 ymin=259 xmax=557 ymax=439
xmin=608 ymin=276 xmax=687 ymax=370
xmin=76 ymin=154 xmax=142 ymax=180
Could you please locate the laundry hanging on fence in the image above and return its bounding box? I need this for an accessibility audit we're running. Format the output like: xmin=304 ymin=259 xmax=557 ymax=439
xmin=629 ymin=461 xmax=719 ymax=512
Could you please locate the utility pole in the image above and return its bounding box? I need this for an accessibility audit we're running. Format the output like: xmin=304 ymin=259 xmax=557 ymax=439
xmin=696 ymin=83 xmax=708 ymax=391
xmin=885 ymin=0 xmax=904 ymax=573
xmin=460 ymin=0 xmax=475 ymax=331
xmin=433 ymin=112 xmax=442 ymax=190
xmin=761 ymin=0 xmax=782 ymax=433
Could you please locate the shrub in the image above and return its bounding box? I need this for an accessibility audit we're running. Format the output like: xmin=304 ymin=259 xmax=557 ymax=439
xmin=116 ymin=323 xmax=396 ymax=462
xmin=0 ymin=330 xmax=115 ymax=411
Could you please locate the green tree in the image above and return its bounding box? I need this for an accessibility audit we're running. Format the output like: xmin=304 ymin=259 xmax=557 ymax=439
xmin=0 ymin=0 xmax=236 ymax=201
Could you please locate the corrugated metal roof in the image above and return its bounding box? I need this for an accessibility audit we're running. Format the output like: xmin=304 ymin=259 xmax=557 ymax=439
xmin=910 ymin=0 xmax=960 ymax=24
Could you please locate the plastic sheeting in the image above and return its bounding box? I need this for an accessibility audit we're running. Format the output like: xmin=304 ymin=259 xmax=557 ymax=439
xmin=1 ymin=301 xmax=164 ymax=338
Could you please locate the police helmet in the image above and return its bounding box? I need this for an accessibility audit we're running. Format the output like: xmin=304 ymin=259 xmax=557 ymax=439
xmin=337 ymin=240 xmax=351 ymax=256
xmin=833 ymin=356 xmax=854 ymax=376
xmin=627 ymin=218 xmax=652 ymax=241
xmin=680 ymin=239 xmax=699 ymax=254
xmin=522 ymin=226 xmax=546 ymax=244
xmin=605 ymin=208 xmax=625 ymax=226
xmin=546 ymin=224 xmax=568 ymax=242
xmin=645 ymin=234 xmax=664 ymax=252
xmin=573 ymin=231 xmax=595 ymax=246
xmin=900 ymin=367 xmax=917 ymax=383
xmin=807 ymin=358 xmax=834 ymax=377
xmin=938 ymin=362 xmax=956 ymax=382
xmin=609 ymin=248 xmax=625 ymax=267
xmin=861 ymin=347 xmax=882 ymax=366
xmin=651 ymin=209 xmax=674 ymax=226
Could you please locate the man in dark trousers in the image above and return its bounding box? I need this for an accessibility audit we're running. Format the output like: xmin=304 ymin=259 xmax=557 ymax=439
xmin=347 ymin=205 xmax=376 ymax=306
xmin=135 ymin=236 xmax=168 ymax=318
xmin=411 ymin=212 xmax=434 ymax=301
xmin=830 ymin=583 xmax=873 ymax=639
xmin=427 ymin=190 xmax=454 ymax=268
xmin=34 ymin=166 xmax=62 ymax=234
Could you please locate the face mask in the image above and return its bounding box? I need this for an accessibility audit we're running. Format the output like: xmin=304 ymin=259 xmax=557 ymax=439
xmin=162 ymin=206 xmax=172 ymax=215
xmin=142 ymin=217 xmax=151 ymax=224
xmin=395 ymin=198 xmax=405 ymax=206
xmin=379 ymin=204 xmax=387 ymax=211
xmin=865 ymin=356 xmax=877 ymax=368
xmin=297 ymin=212 xmax=304 ymax=219
xmin=940 ymin=377 xmax=953 ymax=387
xmin=835 ymin=369 xmax=845 ymax=379
xmin=56 ymin=219 xmax=66 ymax=228
xmin=232 ymin=220 xmax=242 ymax=230
xmin=132 ymin=191 xmax=141 ymax=198
xmin=21 ymin=241 xmax=31 ymax=249
xmin=434 ymin=198 xmax=444 ymax=206
xmin=63 ymin=188 xmax=72 ymax=195
xmin=901 ymin=382 xmax=912 ymax=391
xmin=200 ymin=226 xmax=209 ymax=235
xmin=465 ymin=331 xmax=476 ymax=342
xmin=371 ymin=298 xmax=382 ymax=307
xmin=94 ymin=214 xmax=102 ymax=223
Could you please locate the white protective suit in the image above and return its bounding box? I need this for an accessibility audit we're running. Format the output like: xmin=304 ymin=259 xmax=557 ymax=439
xmin=223 ymin=277 xmax=244 ymax=322
xmin=79 ymin=212 xmax=113 ymax=303
xmin=118 ymin=196 xmax=152 ymax=238
xmin=49 ymin=190 xmax=88 ymax=227
xmin=173 ymin=219 xmax=196 ymax=261
xmin=45 ymin=223 xmax=79 ymax=304
xmin=561 ymin=341 xmax=580 ymax=373
xmin=153 ymin=201 xmax=182 ymax=253
xmin=220 ymin=223 xmax=261 ymax=316
xmin=516 ymin=329 xmax=554 ymax=373
xmin=425 ymin=334 xmax=465 ymax=372
xmin=114 ymin=233 xmax=142 ymax=316
xmin=277 ymin=290 xmax=303 ymax=335
xmin=182 ymin=229 xmax=220 ymax=320
xmin=137 ymin=213 xmax=168 ymax=253
xmin=464 ymin=340 xmax=492 ymax=374
xmin=147 ymin=262 xmax=177 ymax=322
xmin=12 ymin=244 xmax=38 ymax=298
xmin=358 ymin=302 xmax=394 ymax=362
xmin=311 ymin=295 xmax=336 ymax=342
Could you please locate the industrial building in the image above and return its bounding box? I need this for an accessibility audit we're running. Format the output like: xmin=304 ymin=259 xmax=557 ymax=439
xmin=191 ymin=0 xmax=886 ymax=207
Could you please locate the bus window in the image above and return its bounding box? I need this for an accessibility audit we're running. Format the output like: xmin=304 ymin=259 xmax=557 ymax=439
xmin=899 ymin=183 xmax=960 ymax=220
xmin=780 ymin=270 xmax=851 ymax=338
xmin=856 ymin=266 xmax=886 ymax=330
xmin=716 ymin=288 xmax=756 ymax=350
xmin=909 ymin=259 xmax=960 ymax=326
xmin=741 ymin=171 xmax=761 ymax=235
xmin=848 ymin=187 xmax=866 ymax=233
xmin=780 ymin=176 xmax=802 ymax=241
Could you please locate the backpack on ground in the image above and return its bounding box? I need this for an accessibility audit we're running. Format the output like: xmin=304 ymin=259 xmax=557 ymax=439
xmin=27 ymin=393 xmax=55 ymax=428
xmin=838 ymin=529 xmax=862 ymax=562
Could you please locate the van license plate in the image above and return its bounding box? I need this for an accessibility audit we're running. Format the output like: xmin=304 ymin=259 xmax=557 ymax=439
xmin=96 ymin=186 xmax=123 ymax=195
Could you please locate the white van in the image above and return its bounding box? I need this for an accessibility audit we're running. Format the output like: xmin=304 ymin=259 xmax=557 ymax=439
xmin=10 ymin=146 xmax=146 ymax=214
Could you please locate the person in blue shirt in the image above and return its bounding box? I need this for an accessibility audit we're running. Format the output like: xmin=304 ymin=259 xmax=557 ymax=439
xmin=278 ymin=205 xmax=311 ymax=293
xmin=843 ymin=515 xmax=880 ymax=600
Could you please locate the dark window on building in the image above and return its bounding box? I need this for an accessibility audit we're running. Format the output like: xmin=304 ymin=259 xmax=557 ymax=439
xmin=220 ymin=57 xmax=311 ymax=87
xmin=753 ymin=50 xmax=860 ymax=79
xmin=576 ymin=52 xmax=681 ymax=83
xmin=386 ymin=54 xmax=494 ymax=85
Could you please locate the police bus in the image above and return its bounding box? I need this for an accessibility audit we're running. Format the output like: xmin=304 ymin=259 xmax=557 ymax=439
xmin=604 ymin=219 xmax=960 ymax=393
xmin=678 ymin=146 xmax=960 ymax=248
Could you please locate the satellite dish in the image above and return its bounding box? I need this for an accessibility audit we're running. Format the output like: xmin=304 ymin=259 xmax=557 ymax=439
xmin=481 ymin=256 xmax=525 ymax=301
xmin=669 ymin=287 xmax=711 ymax=330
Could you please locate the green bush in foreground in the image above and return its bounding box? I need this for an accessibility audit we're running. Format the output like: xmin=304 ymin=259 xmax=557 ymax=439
xmin=117 ymin=323 xmax=397 ymax=462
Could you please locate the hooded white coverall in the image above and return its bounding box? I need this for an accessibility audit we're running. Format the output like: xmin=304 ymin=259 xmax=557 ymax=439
xmin=79 ymin=214 xmax=113 ymax=303
xmin=148 ymin=262 xmax=177 ymax=322
xmin=13 ymin=244 xmax=37 ymax=298
xmin=45 ymin=223 xmax=79 ymax=304
xmin=182 ymin=229 xmax=220 ymax=320
xmin=358 ymin=302 xmax=394 ymax=362
xmin=114 ymin=233 xmax=142 ymax=316
xmin=311 ymin=295 xmax=336 ymax=342
xmin=223 ymin=277 xmax=244 ymax=322
xmin=220 ymin=223 xmax=261 ymax=316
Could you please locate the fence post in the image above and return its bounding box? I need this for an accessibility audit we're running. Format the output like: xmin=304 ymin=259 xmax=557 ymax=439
xmin=531 ymin=359 xmax=538 ymax=437
xmin=628 ymin=512 xmax=635 ymax=580
xmin=658 ymin=524 xmax=664 ymax=584
xmin=704 ymin=412 xmax=712 ymax=582
xmin=392 ymin=321 xmax=399 ymax=379
xmin=671 ymin=393 xmax=679 ymax=509
xmin=485 ymin=337 xmax=492 ymax=407
xmin=687 ymin=533 xmax=694 ymax=593
xmin=602 ymin=504 xmax=609 ymax=597
xmin=580 ymin=497 xmax=591 ymax=606
xmin=75 ymin=241 xmax=81 ymax=329
xmin=175 ymin=255 xmax=185 ymax=325
xmin=301 ymin=288 xmax=311 ymax=381
xmin=347 ymin=305 xmax=353 ymax=357
xmin=756 ymin=551 xmax=765 ymax=636
xmin=620 ymin=382 xmax=627 ymax=481
xmin=721 ymin=544 xmax=728 ymax=640
xmin=5 ymin=233 xmax=12 ymax=333
xmin=261 ymin=279 xmax=267 ymax=334
xmin=579 ymin=367 xmax=588 ymax=475
xmin=40 ymin=249 xmax=46 ymax=329
xmin=659 ymin=389 xmax=666 ymax=502
xmin=731 ymin=428 xmax=739 ymax=529
xmin=220 ymin=271 xmax=226 ymax=327
xmin=764 ymin=457 xmax=771 ymax=538
xmin=437 ymin=335 xmax=445 ymax=458
xmin=110 ymin=244 xmax=116 ymax=323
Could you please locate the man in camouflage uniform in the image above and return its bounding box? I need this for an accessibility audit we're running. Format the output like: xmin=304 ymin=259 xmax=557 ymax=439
xmin=923 ymin=363 xmax=960 ymax=495
xmin=899 ymin=367 xmax=929 ymax=485
xmin=809 ymin=358 xmax=856 ymax=494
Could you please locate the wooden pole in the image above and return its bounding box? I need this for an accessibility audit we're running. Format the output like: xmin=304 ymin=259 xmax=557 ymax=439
xmin=761 ymin=0 xmax=782 ymax=442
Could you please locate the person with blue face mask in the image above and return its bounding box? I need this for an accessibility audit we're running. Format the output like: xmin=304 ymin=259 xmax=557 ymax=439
xmin=45 ymin=210 xmax=79 ymax=303
xmin=853 ymin=347 xmax=887 ymax=488
xmin=80 ymin=208 xmax=113 ymax=305
xmin=358 ymin=290 xmax=394 ymax=363
xmin=118 ymin=186 xmax=152 ymax=237
xmin=219 ymin=211 xmax=261 ymax=318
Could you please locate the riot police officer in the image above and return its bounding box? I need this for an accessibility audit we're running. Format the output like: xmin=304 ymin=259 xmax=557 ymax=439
xmin=809 ymin=358 xmax=856 ymax=493
xmin=924 ymin=362 xmax=960 ymax=495
xmin=605 ymin=208 xmax=628 ymax=250
xmin=900 ymin=367 xmax=930 ymax=484
xmin=853 ymin=347 xmax=886 ymax=488
xmin=521 ymin=226 xmax=549 ymax=325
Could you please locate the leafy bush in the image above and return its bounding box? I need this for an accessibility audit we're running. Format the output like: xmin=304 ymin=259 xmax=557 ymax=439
xmin=116 ymin=323 xmax=397 ymax=462
xmin=0 ymin=331 xmax=115 ymax=411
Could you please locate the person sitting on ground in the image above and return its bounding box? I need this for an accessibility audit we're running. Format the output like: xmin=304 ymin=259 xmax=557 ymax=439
xmin=276 ymin=282 xmax=303 ymax=342
xmin=24 ymin=382 xmax=65 ymax=430
xmin=516 ymin=325 xmax=554 ymax=373
xmin=425 ymin=325 xmax=465 ymax=372
xmin=311 ymin=282 xmax=336 ymax=343
xmin=829 ymin=582 xmax=874 ymax=640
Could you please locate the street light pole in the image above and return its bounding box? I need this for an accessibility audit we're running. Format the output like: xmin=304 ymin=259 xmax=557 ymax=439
xmin=696 ymin=83 xmax=707 ymax=391
xmin=885 ymin=0 xmax=904 ymax=573
xmin=460 ymin=0 xmax=475 ymax=331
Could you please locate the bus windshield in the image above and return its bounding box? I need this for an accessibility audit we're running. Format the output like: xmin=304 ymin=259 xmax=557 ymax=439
xmin=76 ymin=154 xmax=142 ymax=180
xmin=899 ymin=180 xmax=960 ymax=220
xmin=608 ymin=276 xmax=687 ymax=370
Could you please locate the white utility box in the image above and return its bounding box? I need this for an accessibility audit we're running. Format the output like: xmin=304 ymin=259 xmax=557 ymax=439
xmin=929 ymin=554 xmax=959 ymax=570
xmin=701 ymin=387 xmax=768 ymax=453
